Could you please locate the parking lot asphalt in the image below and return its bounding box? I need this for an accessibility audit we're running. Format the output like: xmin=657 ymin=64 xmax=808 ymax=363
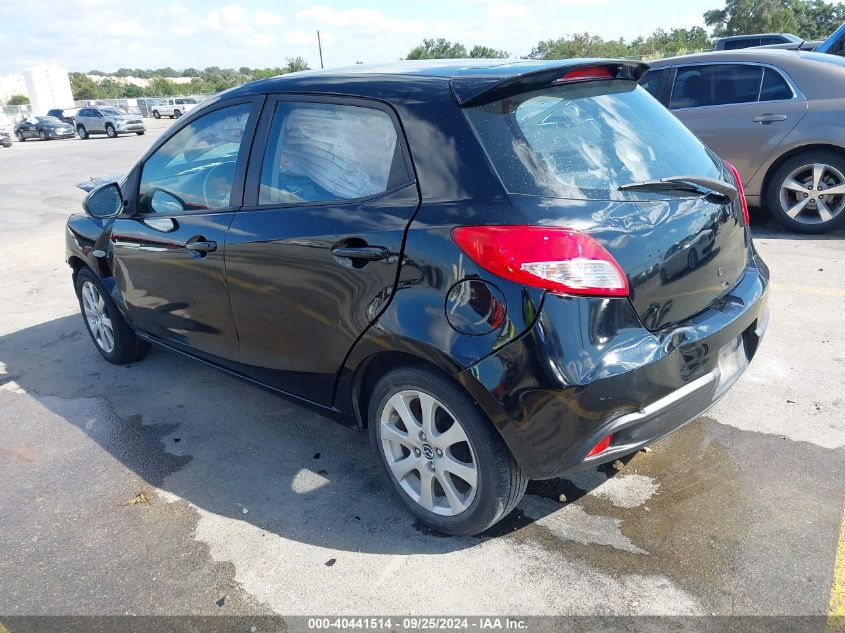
xmin=0 ymin=119 xmax=843 ymax=618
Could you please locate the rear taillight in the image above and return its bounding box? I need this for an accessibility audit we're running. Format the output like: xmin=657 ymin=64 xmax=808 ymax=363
xmin=725 ymin=161 xmax=750 ymax=226
xmin=451 ymin=226 xmax=629 ymax=297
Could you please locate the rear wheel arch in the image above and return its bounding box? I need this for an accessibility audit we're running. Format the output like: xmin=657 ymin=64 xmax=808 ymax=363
xmin=352 ymin=351 xmax=461 ymax=431
xmin=760 ymin=144 xmax=845 ymax=207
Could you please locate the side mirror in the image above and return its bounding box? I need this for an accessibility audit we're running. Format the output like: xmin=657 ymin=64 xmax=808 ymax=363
xmin=83 ymin=182 xmax=123 ymax=219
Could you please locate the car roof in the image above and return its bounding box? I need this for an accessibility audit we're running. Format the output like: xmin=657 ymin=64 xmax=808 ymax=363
xmin=225 ymin=58 xmax=648 ymax=105
xmin=716 ymin=32 xmax=800 ymax=41
xmin=647 ymin=48 xmax=811 ymax=67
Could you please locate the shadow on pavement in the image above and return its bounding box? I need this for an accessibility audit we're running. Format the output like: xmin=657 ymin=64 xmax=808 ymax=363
xmin=0 ymin=313 xmax=619 ymax=554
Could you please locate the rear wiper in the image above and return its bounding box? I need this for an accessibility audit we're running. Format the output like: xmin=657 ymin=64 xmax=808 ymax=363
xmin=619 ymin=176 xmax=738 ymax=204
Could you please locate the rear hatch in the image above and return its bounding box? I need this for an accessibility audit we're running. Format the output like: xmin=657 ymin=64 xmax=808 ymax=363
xmin=459 ymin=66 xmax=749 ymax=331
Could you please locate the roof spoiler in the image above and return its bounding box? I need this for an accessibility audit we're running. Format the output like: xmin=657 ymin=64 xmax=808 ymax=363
xmin=451 ymin=59 xmax=649 ymax=107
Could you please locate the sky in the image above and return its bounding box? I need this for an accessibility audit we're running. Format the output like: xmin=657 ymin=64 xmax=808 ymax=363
xmin=0 ymin=0 xmax=720 ymax=75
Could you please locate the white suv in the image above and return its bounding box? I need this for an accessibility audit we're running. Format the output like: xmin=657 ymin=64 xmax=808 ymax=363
xmin=151 ymin=98 xmax=198 ymax=119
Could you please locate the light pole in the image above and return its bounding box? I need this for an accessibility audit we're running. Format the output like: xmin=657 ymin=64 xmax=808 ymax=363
xmin=317 ymin=30 xmax=324 ymax=69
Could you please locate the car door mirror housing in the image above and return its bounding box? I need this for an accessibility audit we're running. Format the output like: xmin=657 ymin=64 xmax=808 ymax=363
xmin=83 ymin=182 xmax=123 ymax=219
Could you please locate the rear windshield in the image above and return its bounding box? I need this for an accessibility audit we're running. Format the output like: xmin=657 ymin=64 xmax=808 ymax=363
xmin=463 ymin=81 xmax=722 ymax=201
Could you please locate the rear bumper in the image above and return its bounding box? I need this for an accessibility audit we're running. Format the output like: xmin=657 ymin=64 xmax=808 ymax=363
xmin=459 ymin=259 xmax=769 ymax=479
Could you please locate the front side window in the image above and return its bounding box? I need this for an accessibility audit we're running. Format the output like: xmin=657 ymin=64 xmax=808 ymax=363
xmin=139 ymin=103 xmax=251 ymax=213
xmin=463 ymin=81 xmax=721 ymax=201
xmin=670 ymin=64 xmax=762 ymax=108
xmin=723 ymin=38 xmax=758 ymax=50
xmin=258 ymin=101 xmax=400 ymax=205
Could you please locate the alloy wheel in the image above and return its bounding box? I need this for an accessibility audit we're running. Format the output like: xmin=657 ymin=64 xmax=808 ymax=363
xmin=779 ymin=163 xmax=845 ymax=225
xmin=81 ymin=281 xmax=115 ymax=354
xmin=379 ymin=390 xmax=478 ymax=516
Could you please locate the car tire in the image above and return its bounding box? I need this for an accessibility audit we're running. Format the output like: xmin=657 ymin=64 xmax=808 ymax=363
xmin=75 ymin=268 xmax=150 ymax=365
xmin=174 ymin=109 xmax=182 ymax=118
xmin=77 ymin=125 xmax=88 ymax=139
xmin=687 ymin=250 xmax=698 ymax=271
xmin=105 ymin=124 xmax=117 ymax=138
xmin=136 ymin=131 xmax=145 ymax=136
xmin=766 ymin=150 xmax=845 ymax=234
xmin=16 ymin=131 xmax=24 ymax=142
xmin=368 ymin=365 xmax=527 ymax=536
xmin=39 ymin=129 xmax=47 ymax=141
xmin=152 ymin=110 xmax=161 ymax=119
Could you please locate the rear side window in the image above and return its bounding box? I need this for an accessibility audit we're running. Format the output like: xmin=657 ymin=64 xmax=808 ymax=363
xmin=258 ymin=102 xmax=401 ymax=204
xmin=760 ymin=67 xmax=793 ymax=100
xmin=670 ymin=64 xmax=762 ymax=108
xmin=463 ymin=81 xmax=720 ymax=201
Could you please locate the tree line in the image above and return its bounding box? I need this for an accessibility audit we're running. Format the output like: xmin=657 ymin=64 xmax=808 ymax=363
xmin=61 ymin=0 xmax=844 ymax=101
xmin=69 ymin=57 xmax=310 ymax=100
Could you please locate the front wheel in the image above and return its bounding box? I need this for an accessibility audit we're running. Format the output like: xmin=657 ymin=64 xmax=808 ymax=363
xmin=39 ymin=129 xmax=47 ymax=141
xmin=105 ymin=124 xmax=117 ymax=138
xmin=77 ymin=125 xmax=88 ymax=139
xmin=369 ymin=366 xmax=527 ymax=536
xmin=174 ymin=109 xmax=182 ymax=118
xmin=75 ymin=268 xmax=150 ymax=364
xmin=136 ymin=131 xmax=145 ymax=135
xmin=767 ymin=151 xmax=845 ymax=233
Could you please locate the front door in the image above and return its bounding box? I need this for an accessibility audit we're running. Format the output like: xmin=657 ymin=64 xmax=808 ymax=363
xmin=109 ymin=98 xmax=260 ymax=361
xmin=225 ymin=96 xmax=420 ymax=404
xmin=668 ymin=63 xmax=808 ymax=182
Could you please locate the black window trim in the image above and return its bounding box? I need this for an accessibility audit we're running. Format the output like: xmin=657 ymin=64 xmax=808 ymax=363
xmin=126 ymin=95 xmax=265 ymax=218
xmin=241 ymin=93 xmax=416 ymax=210
xmin=665 ymin=61 xmax=803 ymax=111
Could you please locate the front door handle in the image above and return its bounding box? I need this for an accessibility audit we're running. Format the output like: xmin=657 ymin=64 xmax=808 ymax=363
xmin=752 ymin=113 xmax=787 ymax=123
xmin=185 ymin=238 xmax=217 ymax=255
xmin=331 ymin=246 xmax=389 ymax=261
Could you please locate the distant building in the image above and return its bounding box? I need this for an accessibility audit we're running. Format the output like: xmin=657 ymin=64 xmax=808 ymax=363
xmin=23 ymin=63 xmax=74 ymax=114
xmin=0 ymin=74 xmax=27 ymax=103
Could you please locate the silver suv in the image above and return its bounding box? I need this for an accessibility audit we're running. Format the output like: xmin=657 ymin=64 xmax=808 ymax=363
xmin=75 ymin=107 xmax=145 ymax=139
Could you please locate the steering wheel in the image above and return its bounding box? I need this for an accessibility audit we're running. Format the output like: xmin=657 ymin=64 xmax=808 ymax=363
xmin=201 ymin=161 xmax=236 ymax=209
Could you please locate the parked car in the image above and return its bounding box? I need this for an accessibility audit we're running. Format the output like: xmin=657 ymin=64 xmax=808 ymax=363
xmin=151 ymin=97 xmax=198 ymax=119
xmin=642 ymin=49 xmax=845 ymax=233
xmin=0 ymin=113 xmax=13 ymax=147
xmin=815 ymin=21 xmax=845 ymax=56
xmin=66 ymin=60 xmax=769 ymax=535
xmin=14 ymin=115 xmax=76 ymax=141
xmin=75 ymin=107 xmax=145 ymax=139
xmin=715 ymin=33 xmax=803 ymax=50
xmin=47 ymin=107 xmax=80 ymax=126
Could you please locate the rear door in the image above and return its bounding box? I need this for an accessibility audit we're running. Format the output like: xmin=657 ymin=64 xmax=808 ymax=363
xmin=667 ymin=63 xmax=807 ymax=183
xmin=225 ymin=95 xmax=420 ymax=404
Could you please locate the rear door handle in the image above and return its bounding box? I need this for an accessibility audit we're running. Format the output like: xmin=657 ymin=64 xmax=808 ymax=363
xmin=185 ymin=238 xmax=217 ymax=255
xmin=331 ymin=245 xmax=389 ymax=261
xmin=752 ymin=113 xmax=787 ymax=123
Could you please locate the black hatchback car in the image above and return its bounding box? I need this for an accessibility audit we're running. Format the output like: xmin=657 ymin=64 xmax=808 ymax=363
xmin=66 ymin=60 xmax=770 ymax=535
